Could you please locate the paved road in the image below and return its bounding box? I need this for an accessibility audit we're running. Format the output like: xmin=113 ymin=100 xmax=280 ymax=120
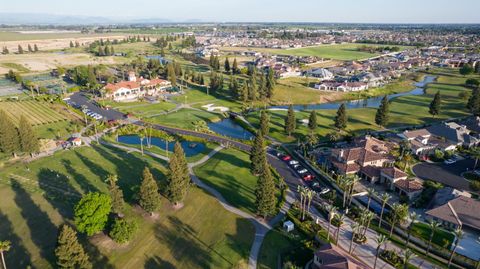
xmin=413 ymin=159 xmax=474 ymax=192
xmin=69 ymin=92 xmax=125 ymax=121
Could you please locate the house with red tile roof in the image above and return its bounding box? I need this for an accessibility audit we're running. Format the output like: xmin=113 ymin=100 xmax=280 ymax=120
xmin=312 ymin=243 xmax=369 ymax=269
xmin=103 ymin=72 xmax=172 ymax=102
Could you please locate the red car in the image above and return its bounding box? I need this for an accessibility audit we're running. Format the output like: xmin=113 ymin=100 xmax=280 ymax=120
xmin=281 ymin=155 xmax=291 ymax=161
xmin=303 ymin=174 xmax=313 ymax=181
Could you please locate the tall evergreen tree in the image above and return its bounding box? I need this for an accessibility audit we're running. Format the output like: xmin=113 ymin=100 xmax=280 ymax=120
xmin=232 ymin=58 xmax=239 ymax=74
xmin=258 ymin=74 xmax=267 ymax=100
xmin=17 ymin=45 xmax=24 ymax=54
xmin=284 ymin=104 xmax=296 ymax=137
xmin=239 ymin=83 xmax=248 ymax=102
xmin=224 ymin=57 xmax=231 ymax=73
xmin=18 ymin=115 xmax=39 ymax=154
xmin=106 ymin=174 xmax=125 ymax=216
xmin=375 ymin=96 xmax=390 ymax=127
xmin=260 ymin=110 xmax=270 ymax=136
xmin=255 ymin=160 xmax=276 ymax=219
xmin=247 ymin=75 xmax=257 ymax=101
xmin=467 ymin=87 xmax=480 ymax=115
xmin=55 ymin=225 xmax=91 ymax=269
xmin=104 ymin=46 xmax=110 ymax=56
xmin=229 ymin=76 xmax=239 ymax=97
xmin=34 ymin=44 xmax=39 ymax=52
xmin=139 ymin=167 xmax=162 ymax=214
xmin=27 ymin=44 xmax=33 ymax=52
xmin=334 ymin=103 xmax=348 ymax=130
xmin=308 ymin=110 xmax=317 ymax=131
xmin=70 ymin=41 xmax=74 ymax=48
xmin=166 ymin=63 xmax=177 ymax=86
xmin=429 ymin=91 xmax=441 ymax=117
xmin=0 ymin=110 xmax=19 ymax=156
xmin=250 ymin=132 xmax=267 ymax=175
xmin=166 ymin=142 xmax=190 ymax=205
xmin=265 ymin=69 xmax=276 ymax=99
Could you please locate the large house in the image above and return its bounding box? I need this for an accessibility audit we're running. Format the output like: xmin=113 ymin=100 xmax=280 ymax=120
xmin=313 ymin=243 xmax=368 ymax=269
xmin=104 ymin=72 xmax=172 ymax=102
xmin=314 ymin=81 xmax=369 ymax=92
xmin=426 ymin=196 xmax=480 ymax=232
xmin=305 ymin=68 xmax=334 ymax=80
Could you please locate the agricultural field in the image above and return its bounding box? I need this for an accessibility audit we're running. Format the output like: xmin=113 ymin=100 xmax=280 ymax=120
xmin=0 ymin=145 xmax=254 ymax=269
xmin=0 ymin=100 xmax=68 ymax=125
xmin=220 ymin=43 xmax=411 ymax=61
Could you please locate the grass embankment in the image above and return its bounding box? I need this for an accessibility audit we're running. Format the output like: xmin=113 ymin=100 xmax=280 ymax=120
xmin=248 ymin=68 xmax=477 ymax=143
xmin=0 ymin=145 xmax=254 ymax=268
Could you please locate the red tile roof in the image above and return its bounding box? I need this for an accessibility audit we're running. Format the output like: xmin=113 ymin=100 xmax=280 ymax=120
xmin=313 ymin=243 xmax=369 ymax=269
xmin=381 ymin=167 xmax=407 ymax=179
xmin=394 ymin=179 xmax=423 ymax=193
xmin=104 ymin=78 xmax=170 ymax=93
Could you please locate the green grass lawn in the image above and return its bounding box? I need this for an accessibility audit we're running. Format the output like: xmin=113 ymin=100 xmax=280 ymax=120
xmin=194 ymin=148 xmax=260 ymax=214
xmin=411 ymin=222 xmax=455 ymax=248
xmin=148 ymin=108 xmax=222 ymax=130
xmin=0 ymin=145 xmax=254 ymax=268
xmin=104 ymin=100 xmax=178 ymax=118
xmin=247 ymin=69 xmax=476 ymax=143
xmin=221 ymin=43 xmax=410 ymax=61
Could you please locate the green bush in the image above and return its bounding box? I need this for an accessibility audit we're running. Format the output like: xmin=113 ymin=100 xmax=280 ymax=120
xmin=109 ymin=218 xmax=138 ymax=244
xmin=380 ymin=249 xmax=402 ymax=267
xmin=470 ymin=180 xmax=480 ymax=191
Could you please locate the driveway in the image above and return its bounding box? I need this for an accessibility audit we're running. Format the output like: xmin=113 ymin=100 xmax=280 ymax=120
xmin=456 ymin=228 xmax=480 ymax=261
xmin=412 ymin=159 xmax=474 ymax=192
xmin=69 ymin=92 xmax=125 ymax=121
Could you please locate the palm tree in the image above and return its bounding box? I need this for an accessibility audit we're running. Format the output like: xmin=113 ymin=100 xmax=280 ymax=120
xmin=297 ymin=185 xmax=306 ymax=220
xmin=389 ymin=203 xmax=408 ymax=237
xmin=0 ymin=240 xmax=11 ymax=269
xmin=448 ymin=228 xmax=464 ymax=268
xmin=403 ymin=153 xmax=414 ymax=172
xmin=426 ymin=221 xmax=440 ymax=256
xmin=349 ymin=222 xmax=360 ymax=254
xmin=471 ymin=148 xmax=480 ymax=170
xmin=347 ymin=175 xmax=360 ymax=207
xmin=406 ymin=212 xmax=419 ymax=246
xmin=402 ymin=249 xmax=416 ymax=269
xmin=139 ymin=133 xmax=145 ymax=156
xmin=362 ymin=211 xmax=375 ymax=237
xmin=366 ymin=187 xmax=376 ymax=211
xmin=374 ymin=234 xmax=388 ymax=269
xmin=378 ymin=193 xmax=391 ymax=228
xmin=326 ymin=205 xmax=337 ymax=241
xmin=305 ymin=189 xmax=315 ymax=218
xmin=335 ymin=213 xmax=345 ymax=244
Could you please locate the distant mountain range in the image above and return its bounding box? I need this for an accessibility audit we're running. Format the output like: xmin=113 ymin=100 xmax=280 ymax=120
xmin=0 ymin=13 xmax=185 ymax=25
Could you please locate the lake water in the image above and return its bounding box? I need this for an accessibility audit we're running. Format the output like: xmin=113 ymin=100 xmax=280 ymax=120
xmin=208 ymin=118 xmax=254 ymax=140
xmin=117 ymin=135 xmax=205 ymax=157
xmin=269 ymin=75 xmax=436 ymax=111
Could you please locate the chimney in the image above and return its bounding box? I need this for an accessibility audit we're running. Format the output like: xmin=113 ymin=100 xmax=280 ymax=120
xmin=128 ymin=71 xmax=136 ymax=82
xmin=339 ymin=149 xmax=344 ymax=160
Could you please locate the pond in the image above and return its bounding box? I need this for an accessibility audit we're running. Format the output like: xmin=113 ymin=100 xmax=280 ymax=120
xmin=208 ymin=118 xmax=254 ymax=140
xmin=117 ymin=135 xmax=206 ymax=157
xmin=269 ymin=75 xmax=437 ymax=111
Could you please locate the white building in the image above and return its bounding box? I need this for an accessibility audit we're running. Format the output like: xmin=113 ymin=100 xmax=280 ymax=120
xmin=104 ymin=72 xmax=172 ymax=102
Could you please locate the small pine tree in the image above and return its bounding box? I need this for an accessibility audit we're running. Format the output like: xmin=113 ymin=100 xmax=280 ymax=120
xmin=107 ymin=175 xmax=125 ymax=215
xmin=166 ymin=142 xmax=190 ymax=205
xmin=467 ymin=87 xmax=480 ymax=115
xmin=429 ymin=91 xmax=441 ymax=117
xmin=55 ymin=225 xmax=91 ymax=269
xmin=18 ymin=45 xmax=24 ymax=54
xmin=27 ymin=44 xmax=33 ymax=52
xmin=104 ymin=46 xmax=110 ymax=56
xmin=308 ymin=110 xmax=317 ymax=131
xmin=224 ymin=57 xmax=231 ymax=73
xmin=139 ymin=167 xmax=162 ymax=214
xmin=2 ymin=46 xmax=9 ymax=54
xmin=375 ymin=96 xmax=390 ymax=127
xmin=284 ymin=104 xmax=296 ymax=137
xmin=70 ymin=41 xmax=74 ymax=48
xmin=250 ymin=132 xmax=267 ymax=175
xmin=0 ymin=110 xmax=20 ymax=156
xmin=260 ymin=110 xmax=270 ymax=136
xmin=255 ymin=160 xmax=276 ymax=219
xmin=18 ymin=115 xmax=39 ymax=154
xmin=334 ymin=103 xmax=348 ymax=130
xmin=34 ymin=44 xmax=39 ymax=52
xmin=232 ymin=58 xmax=238 ymax=74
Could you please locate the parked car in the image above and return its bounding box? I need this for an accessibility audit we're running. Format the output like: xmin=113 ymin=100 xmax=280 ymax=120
xmin=444 ymin=159 xmax=456 ymax=165
xmin=293 ymin=164 xmax=301 ymax=169
xmin=282 ymin=155 xmax=292 ymax=161
xmin=297 ymin=169 xmax=308 ymax=174
xmin=302 ymin=174 xmax=313 ymax=181
xmin=319 ymin=188 xmax=331 ymax=195
xmin=289 ymin=160 xmax=299 ymax=165
xmin=310 ymin=182 xmax=322 ymax=192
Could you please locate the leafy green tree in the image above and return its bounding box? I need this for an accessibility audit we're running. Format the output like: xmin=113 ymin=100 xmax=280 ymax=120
xmin=166 ymin=142 xmax=190 ymax=205
xmin=466 ymin=78 xmax=480 ymax=87
xmin=139 ymin=167 xmax=162 ymax=214
xmin=0 ymin=110 xmax=20 ymax=156
xmin=74 ymin=192 xmax=112 ymax=236
xmin=18 ymin=115 xmax=39 ymax=154
xmin=109 ymin=218 xmax=138 ymax=244
xmin=429 ymin=91 xmax=441 ymax=117
xmin=55 ymin=225 xmax=91 ymax=269
xmin=250 ymin=132 xmax=267 ymax=175
xmin=308 ymin=110 xmax=317 ymax=131
xmin=467 ymin=87 xmax=480 ymax=115
xmin=260 ymin=110 xmax=270 ymax=136
xmin=106 ymin=174 xmax=125 ymax=216
xmin=334 ymin=103 xmax=347 ymax=130
xmin=284 ymin=104 xmax=296 ymax=137
xmin=255 ymin=160 xmax=276 ymax=218
xmin=375 ymin=96 xmax=390 ymax=127
xmin=460 ymin=64 xmax=474 ymax=76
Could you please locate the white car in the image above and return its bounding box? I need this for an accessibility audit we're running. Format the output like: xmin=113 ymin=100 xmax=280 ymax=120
xmin=319 ymin=188 xmax=331 ymax=195
xmin=444 ymin=159 xmax=456 ymax=165
xmin=297 ymin=169 xmax=308 ymax=174
xmin=289 ymin=160 xmax=299 ymax=165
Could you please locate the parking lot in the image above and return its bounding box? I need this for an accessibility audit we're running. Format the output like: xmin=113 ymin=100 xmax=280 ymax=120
xmin=412 ymin=158 xmax=475 ymax=192
xmin=68 ymin=92 xmax=125 ymax=121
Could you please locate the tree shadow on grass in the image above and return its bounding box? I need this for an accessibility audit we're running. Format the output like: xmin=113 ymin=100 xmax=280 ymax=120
xmin=62 ymin=159 xmax=100 ymax=194
xmin=144 ymin=255 xmax=175 ymax=269
xmin=0 ymin=209 xmax=33 ymax=269
xmin=225 ymin=218 xmax=255 ymax=265
xmin=37 ymin=168 xmax=81 ymax=219
xmin=11 ymin=179 xmax=57 ymax=268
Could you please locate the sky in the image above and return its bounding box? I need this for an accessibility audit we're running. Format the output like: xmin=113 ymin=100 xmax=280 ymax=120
xmin=2 ymin=0 xmax=480 ymax=24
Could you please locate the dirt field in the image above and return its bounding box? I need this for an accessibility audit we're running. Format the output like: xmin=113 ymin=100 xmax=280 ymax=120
xmin=0 ymin=34 xmax=128 ymax=53
xmin=0 ymin=53 xmax=126 ymax=74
